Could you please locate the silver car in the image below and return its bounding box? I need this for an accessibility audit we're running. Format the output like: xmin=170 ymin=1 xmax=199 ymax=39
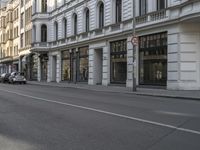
xmin=9 ymin=72 xmax=26 ymax=84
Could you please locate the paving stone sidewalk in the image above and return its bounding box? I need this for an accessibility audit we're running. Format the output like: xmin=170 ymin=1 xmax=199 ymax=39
xmin=28 ymin=81 xmax=200 ymax=100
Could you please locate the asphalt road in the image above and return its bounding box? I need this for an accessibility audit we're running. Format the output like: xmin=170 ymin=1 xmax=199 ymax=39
xmin=0 ymin=83 xmax=200 ymax=150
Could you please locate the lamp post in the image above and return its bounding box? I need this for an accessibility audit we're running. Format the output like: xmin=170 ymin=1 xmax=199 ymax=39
xmin=131 ymin=0 xmax=137 ymax=91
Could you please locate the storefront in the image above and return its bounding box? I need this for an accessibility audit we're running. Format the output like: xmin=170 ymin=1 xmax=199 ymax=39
xmin=0 ymin=57 xmax=14 ymax=73
xmin=12 ymin=61 xmax=19 ymax=72
xmin=30 ymin=54 xmax=38 ymax=80
xmin=110 ymin=40 xmax=127 ymax=84
xmin=40 ymin=54 xmax=48 ymax=81
xmin=21 ymin=55 xmax=28 ymax=78
xmin=139 ymin=32 xmax=167 ymax=86
xmin=61 ymin=46 xmax=89 ymax=83
xmin=61 ymin=50 xmax=71 ymax=81
xmin=78 ymin=47 xmax=88 ymax=82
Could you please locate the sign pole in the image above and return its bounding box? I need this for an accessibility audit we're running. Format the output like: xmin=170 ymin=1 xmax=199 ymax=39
xmin=132 ymin=0 xmax=136 ymax=91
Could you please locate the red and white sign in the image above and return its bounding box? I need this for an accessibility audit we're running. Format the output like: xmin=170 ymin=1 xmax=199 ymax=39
xmin=131 ymin=36 xmax=138 ymax=46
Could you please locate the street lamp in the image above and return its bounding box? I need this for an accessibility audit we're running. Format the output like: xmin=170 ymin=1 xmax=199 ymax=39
xmin=132 ymin=0 xmax=137 ymax=91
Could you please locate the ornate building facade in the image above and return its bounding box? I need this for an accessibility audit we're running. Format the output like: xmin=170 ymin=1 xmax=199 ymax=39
xmin=0 ymin=0 xmax=20 ymax=74
xmin=18 ymin=0 xmax=33 ymax=80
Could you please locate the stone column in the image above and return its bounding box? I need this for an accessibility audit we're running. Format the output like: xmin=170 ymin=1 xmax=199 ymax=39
xmin=56 ymin=52 xmax=62 ymax=83
xmin=18 ymin=56 xmax=22 ymax=72
xmin=102 ymin=45 xmax=110 ymax=86
xmin=36 ymin=23 xmax=41 ymax=42
xmin=47 ymin=54 xmax=52 ymax=82
xmin=8 ymin=65 xmax=11 ymax=73
xmin=37 ymin=55 xmax=41 ymax=81
xmin=126 ymin=36 xmax=134 ymax=88
xmin=126 ymin=36 xmax=138 ymax=88
xmin=88 ymin=48 xmax=94 ymax=85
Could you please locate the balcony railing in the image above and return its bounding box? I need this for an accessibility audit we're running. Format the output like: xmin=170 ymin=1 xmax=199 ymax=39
xmin=111 ymin=23 xmax=121 ymax=31
xmin=136 ymin=9 xmax=168 ymax=25
xmin=81 ymin=32 xmax=89 ymax=39
xmin=150 ymin=10 xmax=167 ymax=21
xmin=31 ymin=42 xmax=48 ymax=48
xmin=33 ymin=19 xmax=133 ymax=50
xmin=94 ymin=28 xmax=103 ymax=36
xmin=32 ymin=13 xmax=49 ymax=21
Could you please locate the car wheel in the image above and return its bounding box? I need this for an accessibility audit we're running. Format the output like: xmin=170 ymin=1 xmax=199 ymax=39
xmin=23 ymin=82 xmax=26 ymax=84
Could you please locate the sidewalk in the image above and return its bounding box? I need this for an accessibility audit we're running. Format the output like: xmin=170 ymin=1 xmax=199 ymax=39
xmin=28 ymin=81 xmax=200 ymax=100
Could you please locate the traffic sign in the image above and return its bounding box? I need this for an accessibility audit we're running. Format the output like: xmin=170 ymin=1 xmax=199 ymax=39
xmin=131 ymin=36 xmax=138 ymax=46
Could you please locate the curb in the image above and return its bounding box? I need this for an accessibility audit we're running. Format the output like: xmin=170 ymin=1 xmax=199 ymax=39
xmin=27 ymin=82 xmax=200 ymax=101
xmin=134 ymin=93 xmax=200 ymax=101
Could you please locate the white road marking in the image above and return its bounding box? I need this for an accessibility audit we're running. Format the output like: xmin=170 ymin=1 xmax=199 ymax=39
xmin=0 ymin=88 xmax=200 ymax=135
xmin=156 ymin=111 xmax=196 ymax=117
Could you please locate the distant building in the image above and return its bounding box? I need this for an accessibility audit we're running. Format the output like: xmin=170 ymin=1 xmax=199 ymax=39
xmin=0 ymin=0 xmax=20 ymax=73
xmin=18 ymin=0 xmax=33 ymax=80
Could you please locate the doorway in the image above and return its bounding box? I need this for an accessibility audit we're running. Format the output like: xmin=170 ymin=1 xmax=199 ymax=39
xmin=52 ymin=56 xmax=57 ymax=82
xmin=94 ymin=49 xmax=103 ymax=85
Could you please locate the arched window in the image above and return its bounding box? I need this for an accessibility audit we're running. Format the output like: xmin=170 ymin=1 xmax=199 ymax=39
xmin=41 ymin=24 xmax=47 ymax=42
xmin=115 ymin=0 xmax=122 ymax=23
xmin=41 ymin=0 xmax=47 ymax=12
xmin=63 ymin=18 xmax=67 ymax=38
xmin=73 ymin=13 xmax=77 ymax=35
xmin=99 ymin=2 xmax=104 ymax=28
xmin=85 ymin=8 xmax=90 ymax=32
xmin=54 ymin=22 xmax=58 ymax=40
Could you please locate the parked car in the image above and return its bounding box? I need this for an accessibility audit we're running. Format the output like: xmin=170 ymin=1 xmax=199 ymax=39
xmin=0 ymin=73 xmax=11 ymax=83
xmin=9 ymin=72 xmax=26 ymax=84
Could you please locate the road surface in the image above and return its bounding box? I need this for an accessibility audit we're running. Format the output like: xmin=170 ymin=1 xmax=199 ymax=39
xmin=0 ymin=83 xmax=200 ymax=150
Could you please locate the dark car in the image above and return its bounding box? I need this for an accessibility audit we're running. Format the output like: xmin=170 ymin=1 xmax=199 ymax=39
xmin=9 ymin=72 xmax=26 ymax=84
xmin=0 ymin=73 xmax=11 ymax=83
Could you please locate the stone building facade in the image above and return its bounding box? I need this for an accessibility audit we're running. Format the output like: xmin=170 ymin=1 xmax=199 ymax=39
xmin=31 ymin=0 xmax=200 ymax=90
xmin=0 ymin=0 xmax=20 ymax=74
xmin=32 ymin=0 xmax=134 ymax=86
xmin=18 ymin=0 xmax=33 ymax=80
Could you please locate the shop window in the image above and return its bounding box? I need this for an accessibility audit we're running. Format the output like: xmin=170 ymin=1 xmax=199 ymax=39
xmin=62 ymin=50 xmax=71 ymax=81
xmin=78 ymin=47 xmax=88 ymax=82
xmin=139 ymin=32 xmax=167 ymax=86
xmin=110 ymin=40 xmax=127 ymax=83
xmin=30 ymin=54 xmax=38 ymax=80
